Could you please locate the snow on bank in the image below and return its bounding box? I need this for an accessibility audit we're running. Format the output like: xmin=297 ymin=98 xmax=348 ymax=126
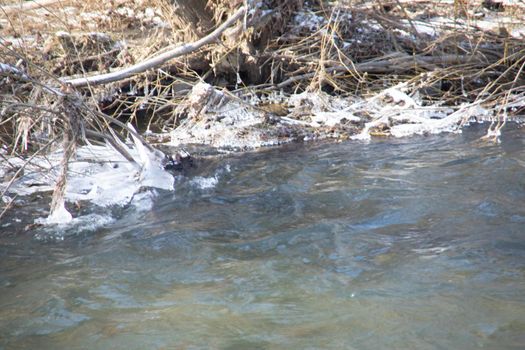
xmin=349 ymin=84 xmax=491 ymax=140
xmin=170 ymin=82 xmax=282 ymax=149
xmin=166 ymin=82 xmax=501 ymax=150
xmin=288 ymin=84 xmax=494 ymax=141
xmin=1 ymin=133 xmax=174 ymax=228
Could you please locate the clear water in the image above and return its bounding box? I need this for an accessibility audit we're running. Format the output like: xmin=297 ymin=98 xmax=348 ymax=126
xmin=1 ymin=125 xmax=525 ymax=349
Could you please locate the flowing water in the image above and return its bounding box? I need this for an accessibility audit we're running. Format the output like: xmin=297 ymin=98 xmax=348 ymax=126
xmin=1 ymin=125 xmax=525 ymax=349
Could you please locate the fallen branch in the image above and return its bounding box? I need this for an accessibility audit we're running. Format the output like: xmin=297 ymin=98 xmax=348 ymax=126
xmin=62 ymin=6 xmax=247 ymax=88
xmin=0 ymin=63 xmax=30 ymax=80
xmin=277 ymin=53 xmax=484 ymax=88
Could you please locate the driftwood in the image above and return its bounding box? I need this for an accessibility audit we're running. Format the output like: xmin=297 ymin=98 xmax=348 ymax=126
xmin=62 ymin=6 xmax=247 ymax=88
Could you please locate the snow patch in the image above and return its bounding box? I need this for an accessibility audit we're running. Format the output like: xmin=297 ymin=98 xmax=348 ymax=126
xmin=170 ymin=83 xmax=274 ymax=149
xmin=293 ymin=11 xmax=327 ymax=31
xmin=311 ymin=111 xmax=360 ymax=127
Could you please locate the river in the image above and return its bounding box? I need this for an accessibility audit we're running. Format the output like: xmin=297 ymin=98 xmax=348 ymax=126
xmin=1 ymin=124 xmax=524 ymax=349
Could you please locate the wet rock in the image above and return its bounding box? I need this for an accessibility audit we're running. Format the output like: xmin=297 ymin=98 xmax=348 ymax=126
xmin=263 ymin=114 xmax=281 ymax=125
xmin=369 ymin=122 xmax=391 ymax=137
xmin=163 ymin=149 xmax=193 ymax=172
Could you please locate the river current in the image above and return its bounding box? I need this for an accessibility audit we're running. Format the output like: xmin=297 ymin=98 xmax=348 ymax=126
xmin=1 ymin=125 xmax=524 ymax=349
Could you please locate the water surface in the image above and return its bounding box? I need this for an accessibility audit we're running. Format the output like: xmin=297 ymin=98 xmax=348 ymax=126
xmin=1 ymin=125 xmax=525 ymax=349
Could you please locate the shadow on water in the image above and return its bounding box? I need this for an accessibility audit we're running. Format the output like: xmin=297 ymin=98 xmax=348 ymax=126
xmin=1 ymin=124 xmax=525 ymax=349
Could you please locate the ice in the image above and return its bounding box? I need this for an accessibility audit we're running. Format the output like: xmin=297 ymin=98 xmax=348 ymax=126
xmin=2 ymin=129 xmax=174 ymax=228
xmin=399 ymin=20 xmax=438 ymax=37
xmin=170 ymin=83 xmax=272 ymax=149
xmin=44 ymin=200 xmax=73 ymax=225
xmin=311 ymin=111 xmax=360 ymax=127
xmin=289 ymin=91 xmax=351 ymax=113
xmin=129 ymin=125 xmax=173 ymax=191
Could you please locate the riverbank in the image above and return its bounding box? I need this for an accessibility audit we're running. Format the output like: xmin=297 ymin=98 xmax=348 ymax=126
xmin=1 ymin=0 xmax=525 ymax=224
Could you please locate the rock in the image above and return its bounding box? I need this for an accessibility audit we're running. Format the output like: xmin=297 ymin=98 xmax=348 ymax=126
xmin=163 ymin=149 xmax=193 ymax=171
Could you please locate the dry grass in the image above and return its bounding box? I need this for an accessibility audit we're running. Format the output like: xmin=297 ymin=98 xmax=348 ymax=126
xmin=1 ymin=0 xmax=524 ymax=153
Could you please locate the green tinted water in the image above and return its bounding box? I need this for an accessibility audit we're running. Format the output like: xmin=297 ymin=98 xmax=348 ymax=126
xmin=1 ymin=125 xmax=524 ymax=349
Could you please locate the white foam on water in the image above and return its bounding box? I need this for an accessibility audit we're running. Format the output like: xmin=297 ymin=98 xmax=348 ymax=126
xmin=190 ymin=176 xmax=219 ymax=190
xmin=188 ymin=163 xmax=232 ymax=190
xmin=130 ymin=189 xmax=158 ymax=212
xmin=34 ymin=214 xmax=115 ymax=241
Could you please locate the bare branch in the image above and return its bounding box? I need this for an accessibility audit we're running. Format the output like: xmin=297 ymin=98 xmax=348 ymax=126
xmin=62 ymin=6 xmax=247 ymax=88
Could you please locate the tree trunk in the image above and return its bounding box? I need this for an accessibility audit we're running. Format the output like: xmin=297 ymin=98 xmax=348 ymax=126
xmin=139 ymin=1 xmax=304 ymax=86
xmin=172 ymin=0 xmax=214 ymax=39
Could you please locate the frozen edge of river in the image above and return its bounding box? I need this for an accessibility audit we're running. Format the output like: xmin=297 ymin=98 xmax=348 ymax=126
xmin=0 ymin=84 xmax=520 ymax=234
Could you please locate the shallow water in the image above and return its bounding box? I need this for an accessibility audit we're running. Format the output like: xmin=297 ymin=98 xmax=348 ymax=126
xmin=1 ymin=125 xmax=525 ymax=349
